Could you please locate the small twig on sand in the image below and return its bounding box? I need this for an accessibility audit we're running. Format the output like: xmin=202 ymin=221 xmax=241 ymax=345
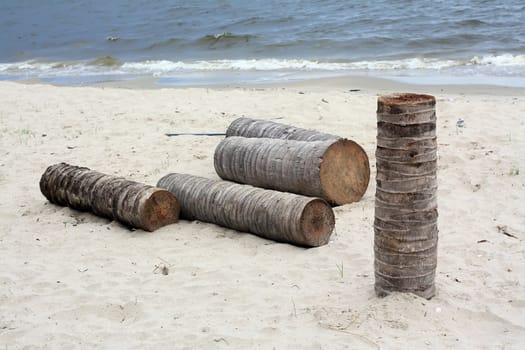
xmin=319 ymin=324 xmax=381 ymax=349
xmin=497 ymin=225 xmax=518 ymax=239
xmin=213 ymin=338 xmax=229 ymax=345
xmin=153 ymin=257 xmax=172 ymax=275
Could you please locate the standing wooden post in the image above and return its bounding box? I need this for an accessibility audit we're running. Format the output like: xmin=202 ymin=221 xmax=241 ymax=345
xmin=40 ymin=163 xmax=180 ymax=231
xmin=157 ymin=173 xmax=335 ymax=247
xmin=214 ymin=136 xmax=370 ymax=206
xmin=374 ymin=93 xmax=438 ymax=299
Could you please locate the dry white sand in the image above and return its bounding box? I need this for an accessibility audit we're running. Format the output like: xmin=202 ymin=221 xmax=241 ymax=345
xmin=0 ymin=79 xmax=524 ymax=349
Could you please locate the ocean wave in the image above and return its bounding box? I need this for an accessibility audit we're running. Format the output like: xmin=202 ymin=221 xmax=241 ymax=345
xmin=197 ymin=32 xmax=257 ymax=46
xmin=469 ymin=54 xmax=525 ymax=66
xmin=142 ymin=33 xmax=257 ymax=53
xmin=146 ymin=38 xmax=185 ymax=51
xmin=454 ymin=19 xmax=487 ymax=27
xmin=87 ymin=56 xmax=123 ymax=67
xmin=405 ymin=34 xmax=487 ymax=48
xmin=1 ymin=54 xmax=524 ymax=77
xmin=121 ymin=55 xmax=525 ymax=72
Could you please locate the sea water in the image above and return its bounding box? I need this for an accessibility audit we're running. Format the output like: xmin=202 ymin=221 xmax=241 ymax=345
xmin=1 ymin=0 xmax=524 ymax=86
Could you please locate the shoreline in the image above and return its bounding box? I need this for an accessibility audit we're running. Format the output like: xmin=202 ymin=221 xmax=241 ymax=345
xmin=9 ymin=73 xmax=525 ymax=96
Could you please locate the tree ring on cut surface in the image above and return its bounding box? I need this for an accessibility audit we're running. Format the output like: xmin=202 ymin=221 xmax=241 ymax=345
xmin=299 ymin=198 xmax=335 ymax=247
xmin=142 ymin=189 xmax=180 ymax=232
xmin=320 ymin=139 xmax=370 ymax=205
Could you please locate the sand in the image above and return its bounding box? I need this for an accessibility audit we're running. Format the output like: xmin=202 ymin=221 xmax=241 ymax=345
xmin=0 ymin=78 xmax=524 ymax=349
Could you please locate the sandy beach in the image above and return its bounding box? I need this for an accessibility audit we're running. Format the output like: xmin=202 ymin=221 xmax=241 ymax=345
xmin=0 ymin=78 xmax=524 ymax=349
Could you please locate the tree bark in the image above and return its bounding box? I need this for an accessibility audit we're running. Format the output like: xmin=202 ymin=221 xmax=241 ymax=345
xmin=157 ymin=173 xmax=335 ymax=247
xmin=214 ymin=136 xmax=370 ymax=206
xmin=374 ymin=93 xmax=438 ymax=299
xmin=40 ymin=163 xmax=180 ymax=232
xmin=226 ymin=117 xmax=341 ymax=141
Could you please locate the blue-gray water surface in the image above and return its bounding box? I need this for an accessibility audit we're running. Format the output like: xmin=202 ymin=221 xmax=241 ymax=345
xmin=1 ymin=0 xmax=524 ymax=85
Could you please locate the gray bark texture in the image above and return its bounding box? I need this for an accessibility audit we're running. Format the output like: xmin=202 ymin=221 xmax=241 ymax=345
xmin=157 ymin=173 xmax=335 ymax=247
xmin=226 ymin=117 xmax=341 ymax=141
xmin=214 ymin=136 xmax=370 ymax=206
xmin=374 ymin=93 xmax=438 ymax=299
xmin=40 ymin=163 xmax=180 ymax=231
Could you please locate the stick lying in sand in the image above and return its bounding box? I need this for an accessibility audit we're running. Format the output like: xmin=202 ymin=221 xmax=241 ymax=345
xmin=157 ymin=173 xmax=335 ymax=247
xmin=165 ymin=132 xmax=226 ymax=137
xmin=40 ymin=163 xmax=180 ymax=231
xmin=214 ymin=136 xmax=370 ymax=206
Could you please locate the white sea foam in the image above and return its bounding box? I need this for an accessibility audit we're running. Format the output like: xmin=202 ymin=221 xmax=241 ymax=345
xmin=0 ymin=61 xmax=54 ymax=72
xmin=1 ymin=55 xmax=524 ymax=80
xmin=121 ymin=55 xmax=525 ymax=72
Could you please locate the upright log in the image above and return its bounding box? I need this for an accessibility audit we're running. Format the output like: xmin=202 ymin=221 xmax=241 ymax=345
xmin=214 ymin=136 xmax=370 ymax=206
xmin=40 ymin=163 xmax=180 ymax=231
xmin=157 ymin=173 xmax=335 ymax=247
xmin=374 ymin=93 xmax=438 ymax=299
xmin=226 ymin=117 xmax=341 ymax=141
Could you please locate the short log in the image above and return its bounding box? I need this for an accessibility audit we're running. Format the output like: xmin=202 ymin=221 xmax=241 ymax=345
xmin=214 ymin=136 xmax=370 ymax=206
xmin=226 ymin=117 xmax=341 ymax=141
xmin=157 ymin=173 xmax=335 ymax=247
xmin=374 ymin=93 xmax=439 ymax=300
xmin=40 ymin=163 xmax=180 ymax=231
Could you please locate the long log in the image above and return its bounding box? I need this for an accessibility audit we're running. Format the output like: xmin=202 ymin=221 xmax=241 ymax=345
xmin=226 ymin=117 xmax=341 ymax=141
xmin=214 ymin=136 xmax=370 ymax=206
xmin=374 ymin=93 xmax=438 ymax=300
xmin=157 ymin=173 xmax=335 ymax=247
xmin=40 ymin=163 xmax=180 ymax=231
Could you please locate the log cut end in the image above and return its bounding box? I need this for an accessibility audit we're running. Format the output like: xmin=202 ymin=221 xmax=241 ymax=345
xmin=319 ymin=139 xmax=370 ymax=205
xmin=378 ymin=93 xmax=436 ymax=108
xmin=140 ymin=189 xmax=180 ymax=232
xmin=299 ymin=198 xmax=335 ymax=247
